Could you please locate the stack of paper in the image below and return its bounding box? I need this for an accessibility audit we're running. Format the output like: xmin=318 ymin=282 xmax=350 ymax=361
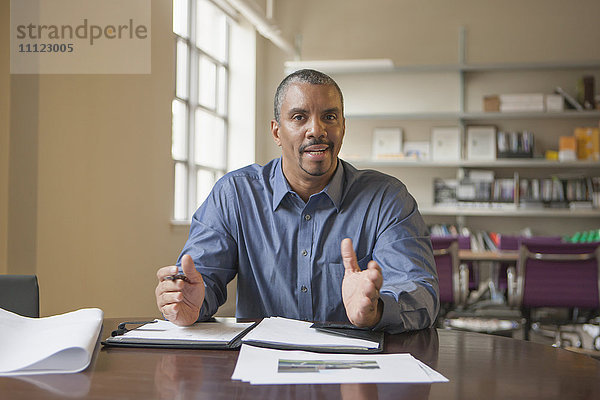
xmin=0 ymin=307 xmax=103 ymax=376
xmin=232 ymin=345 xmax=448 ymax=385
xmin=241 ymin=317 xmax=381 ymax=352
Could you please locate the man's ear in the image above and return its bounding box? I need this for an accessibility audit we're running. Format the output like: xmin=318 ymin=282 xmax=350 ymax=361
xmin=271 ymin=119 xmax=282 ymax=147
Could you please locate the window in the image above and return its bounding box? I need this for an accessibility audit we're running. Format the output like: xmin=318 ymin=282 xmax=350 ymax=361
xmin=172 ymin=0 xmax=229 ymax=220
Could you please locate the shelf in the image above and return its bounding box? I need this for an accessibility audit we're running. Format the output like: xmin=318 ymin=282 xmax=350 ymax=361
xmin=346 ymin=110 xmax=600 ymax=120
xmin=349 ymin=159 xmax=600 ymax=169
xmin=346 ymin=112 xmax=459 ymax=120
xmin=420 ymin=207 xmax=600 ymax=217
xmin=292 ymin=60 xmax=600 ymax=75
xmin=461 ymin=111 xmax=600 ymax=120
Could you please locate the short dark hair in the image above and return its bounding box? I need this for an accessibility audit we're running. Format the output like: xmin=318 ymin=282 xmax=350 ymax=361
xmin=273 ymin=69 xmax=344 ymax=123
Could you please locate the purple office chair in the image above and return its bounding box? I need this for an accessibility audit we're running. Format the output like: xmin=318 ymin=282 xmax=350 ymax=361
xmin=431 ymin=236 xmax=467 ymax=316
xmin=507 ymin=238 xmax=600 ymax=345
xmin=458 ymin=235 xmax=478 ymax=292
xmin=497 ymin=235 xmax=561 ymax=292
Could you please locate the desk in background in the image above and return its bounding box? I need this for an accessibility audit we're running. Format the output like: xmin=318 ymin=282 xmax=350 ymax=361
xmin=1 ymin=318 xmax=599 ymax=399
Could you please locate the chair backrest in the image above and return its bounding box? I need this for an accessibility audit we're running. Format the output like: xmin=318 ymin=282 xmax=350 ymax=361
xmin=515 ymin=239 xmax=600 ymax=309
xmin=0 ymin=275 xmax=39 ymax=317
xmin=431 ymin=237 xmax=461 ymax=305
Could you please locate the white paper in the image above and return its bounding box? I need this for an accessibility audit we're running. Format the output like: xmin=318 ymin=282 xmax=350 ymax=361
xmin=109 ymin=318 xmax=254 ymax=344
xmin=232 ymin=344 xmax=448 ymax=385
xmin=241 ymin=317 xmax=379 ymax=350
xmin=0 ymin=307 xmax=103 ymax=376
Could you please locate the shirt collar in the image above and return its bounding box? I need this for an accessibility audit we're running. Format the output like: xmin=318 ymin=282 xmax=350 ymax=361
xmin=271 ymin=157 xmax=346 ymax=212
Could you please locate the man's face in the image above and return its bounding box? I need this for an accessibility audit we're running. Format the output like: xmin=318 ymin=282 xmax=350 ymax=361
xmin=271 ymin=82 xmax=345 ymax=186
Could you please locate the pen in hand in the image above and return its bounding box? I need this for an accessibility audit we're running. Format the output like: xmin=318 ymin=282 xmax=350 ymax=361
xmin=163 ymin=274 xmax=191 ymax=283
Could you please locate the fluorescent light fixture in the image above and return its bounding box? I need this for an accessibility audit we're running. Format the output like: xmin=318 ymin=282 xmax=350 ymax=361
xmin=284 ymin=59 xmax=395 ymax=74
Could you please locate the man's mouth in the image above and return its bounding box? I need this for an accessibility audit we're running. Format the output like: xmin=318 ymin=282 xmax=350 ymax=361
xmin=302 ymin=144 xmax=330 ymax=155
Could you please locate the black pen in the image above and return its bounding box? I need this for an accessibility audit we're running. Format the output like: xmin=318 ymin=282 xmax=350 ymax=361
xmin=163 ymin=273 xmax=190 ymax=283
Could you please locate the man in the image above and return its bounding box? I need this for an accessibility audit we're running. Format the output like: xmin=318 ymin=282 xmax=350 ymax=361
xmin=155 ymin=69 xmax=438 ymax=333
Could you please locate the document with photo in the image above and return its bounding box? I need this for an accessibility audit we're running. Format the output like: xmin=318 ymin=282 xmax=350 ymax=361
xmin=232 ymin=344 xmax=448 ymax=385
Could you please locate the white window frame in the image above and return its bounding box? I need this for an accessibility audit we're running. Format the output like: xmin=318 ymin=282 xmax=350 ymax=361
xmin=172 ymin=0 xmax=230 ymax=221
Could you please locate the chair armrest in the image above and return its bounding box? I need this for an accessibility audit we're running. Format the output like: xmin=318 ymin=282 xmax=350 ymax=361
xmin=506 ymin=266 xmax=517 ymax=307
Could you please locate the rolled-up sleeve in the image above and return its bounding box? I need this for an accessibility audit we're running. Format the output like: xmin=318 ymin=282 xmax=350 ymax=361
xmin=176 ymin=181 xmax=239 ymax=321
xmin=371 ymin=187 xmax=439 ymax=334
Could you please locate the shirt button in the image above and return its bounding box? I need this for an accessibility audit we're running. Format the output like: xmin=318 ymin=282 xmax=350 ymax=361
xmin=304 ymin=214 xmax=311 ymax=221
xmin=301 ymin=285 xmax=308 ymax=293
xmin=302 ymin=250 xmax=308 ymax=256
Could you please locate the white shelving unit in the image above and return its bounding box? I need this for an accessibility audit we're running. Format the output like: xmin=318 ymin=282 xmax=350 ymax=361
xmin=294 ymin=32 xmax=600 ymax=230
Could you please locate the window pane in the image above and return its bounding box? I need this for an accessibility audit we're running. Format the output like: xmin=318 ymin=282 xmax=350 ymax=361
xmin=174 ymin=162 xmax=188 ymax=220
xmin=217 ymin=65 xmax=227 ymax=115
xmin=196 ymin=0 xmax=227 ymax=62
xmin=173 ymin=0 xmax=189 ymax=38
xmin=195 ymin=108 xmax=226 ymax=169
xmin=196 ymin=169 xmax=214 ymax=208
xmin=198 ymin=55 xmax=217 ymax=110
xmin=171 ymin=99 xmax=187 ymax=160
xmin=176 ymin=40 xmax=189 ymax=99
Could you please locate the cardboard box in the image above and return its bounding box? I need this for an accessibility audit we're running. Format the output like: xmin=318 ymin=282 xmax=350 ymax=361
xmin=559 ymin=136 xmax=577 ymax=162
xmin=574 ymin=127 xmax=600 ymax=161
xmin=483 ymin=95 xmax=500 ymax=112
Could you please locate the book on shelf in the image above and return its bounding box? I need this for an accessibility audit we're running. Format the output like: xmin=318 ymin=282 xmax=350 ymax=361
xmin=431 ymin=127 xmax=461 ymax=161
xmin=576 ymin=75 xmax=596 ymax=110
xmin=433 ymin=178 xmax=458 ymax=205
xmin=372 ymin=127 xmax=403 ymax=160
xmin=555 ymin=86 xmax=584 ymax=111
xmin=403 ymin=141 xmax=430 ymax=160
xmin=466 ymin=126 xmax=496 ymax=161
xmin=497 ymin=131 xmax=534 ymax=158
xmin=545 ymin=94 xmax=564 ymax=112
xmin=499 ymin=93 xmax=545 ymax=112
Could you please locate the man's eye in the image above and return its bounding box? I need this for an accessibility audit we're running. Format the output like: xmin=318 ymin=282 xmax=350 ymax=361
xmin=325 ymin=114 xmax=337 ymax=120
xmin=292 ymin=115 xmax=304 ymax=121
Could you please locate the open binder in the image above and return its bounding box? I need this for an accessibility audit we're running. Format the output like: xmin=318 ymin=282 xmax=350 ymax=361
xmin=102 ymin=318 xmax=256 ymax=349
xmin=102 ymin=317 xmax=384 ymax=353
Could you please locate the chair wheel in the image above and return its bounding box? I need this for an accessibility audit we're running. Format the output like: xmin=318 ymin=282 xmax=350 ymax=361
xmin=594 ymin=336 xmax=600 ymax=351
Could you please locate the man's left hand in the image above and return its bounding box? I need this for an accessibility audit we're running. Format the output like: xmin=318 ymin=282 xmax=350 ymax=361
xmin=341 ymin=238 xmax=383 ymax=328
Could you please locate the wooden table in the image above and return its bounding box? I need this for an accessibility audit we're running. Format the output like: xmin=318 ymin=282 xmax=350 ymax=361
xmin=1 ymin=318 xmax=599 ymax=399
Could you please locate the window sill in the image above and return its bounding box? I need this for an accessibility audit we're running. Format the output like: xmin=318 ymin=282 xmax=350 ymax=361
xmin=170 ymin=219 xmax=191 ymax=227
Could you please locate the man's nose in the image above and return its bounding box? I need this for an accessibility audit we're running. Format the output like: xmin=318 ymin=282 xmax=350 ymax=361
xmin=306 ymin=117 xmax=326 ymax=138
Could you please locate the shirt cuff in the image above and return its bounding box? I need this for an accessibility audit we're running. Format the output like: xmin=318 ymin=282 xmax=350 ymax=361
xmin=371 ymin=293 xmax=403 ymax=332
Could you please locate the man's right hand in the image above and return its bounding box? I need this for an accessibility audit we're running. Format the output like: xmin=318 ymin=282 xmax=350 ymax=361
xmin=155 ymin=254 xmax=205 ymax=326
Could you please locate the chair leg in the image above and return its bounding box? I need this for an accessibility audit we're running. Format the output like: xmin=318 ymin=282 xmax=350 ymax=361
xmin=522 ymin=308 xmax=531 ymax=341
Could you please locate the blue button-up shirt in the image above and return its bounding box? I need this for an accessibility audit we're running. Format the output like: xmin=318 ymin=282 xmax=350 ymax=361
xmin=177 ymin=158 xmax=439 ymax=333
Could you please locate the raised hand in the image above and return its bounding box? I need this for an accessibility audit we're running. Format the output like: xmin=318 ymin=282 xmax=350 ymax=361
xmin=155 ymin=254 xmax=205 ymax=326
xmin=341 ymin=238 xmax=383 ymax=328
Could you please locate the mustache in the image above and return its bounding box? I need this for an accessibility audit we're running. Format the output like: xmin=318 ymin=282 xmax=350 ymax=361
xmin=298 ymin=139 xmax=333 ymax=153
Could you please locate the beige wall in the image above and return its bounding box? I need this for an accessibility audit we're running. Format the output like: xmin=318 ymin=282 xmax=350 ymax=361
xmin=275 ymin=0 xmax=600 ymax=64
xmin=4 ymin=0 xmax=189 ymax=317
xmin=0 ymin=0 xmax=8 ymax=274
